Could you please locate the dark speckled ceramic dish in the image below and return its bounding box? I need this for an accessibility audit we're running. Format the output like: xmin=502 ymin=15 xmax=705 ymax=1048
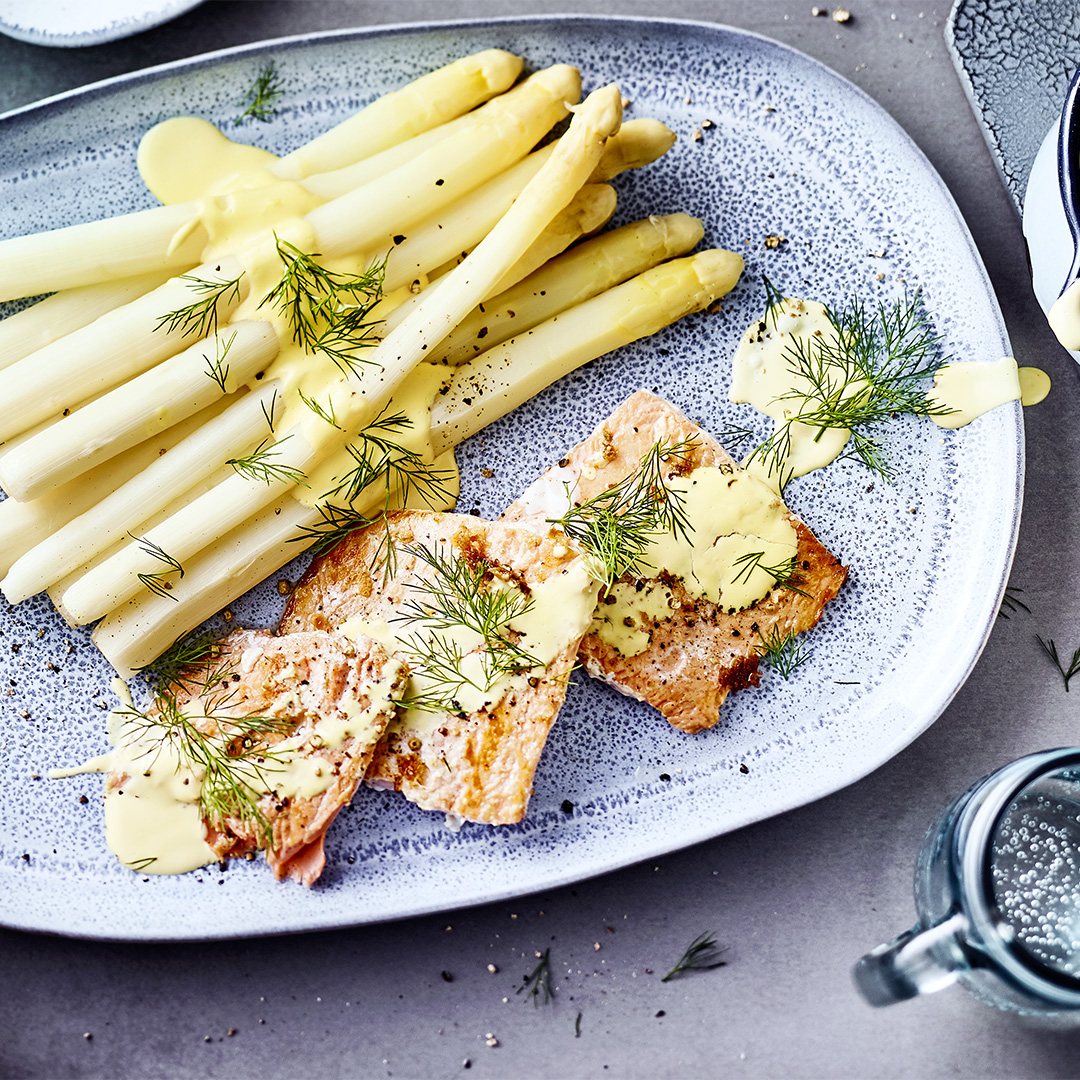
xmin=0 ymin=16 xmax=1022 ymax=940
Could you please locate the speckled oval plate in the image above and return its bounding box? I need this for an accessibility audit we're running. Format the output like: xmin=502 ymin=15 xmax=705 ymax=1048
xmin=0 ymin=16 xmax=1022 ymax=941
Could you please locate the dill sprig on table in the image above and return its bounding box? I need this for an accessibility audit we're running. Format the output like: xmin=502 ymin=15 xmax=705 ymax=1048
xmin=745 ymin=289 xmax=954 ymax=483
xmin=155 ymin=271 xmax=245 ymax=339
xmin=661 ymin=932 xmax=727 ymax=982
xmin=234 ymin=60 xmax=285 ymax=125
xmin=548 ymin=438 xmax=698 ymax=592
xmin=998 ymin=585 xmax=1030 ymax=620
xmin=1036 ymin=636 xmax=1080 ymax=692
xmin=517 ymin=949 xmax=554 ymax=1006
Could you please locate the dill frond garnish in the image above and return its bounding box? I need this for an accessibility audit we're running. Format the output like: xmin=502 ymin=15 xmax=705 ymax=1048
xmin=117 ymin=681 xmax=293 ymax=846
xmin=517 ymin=949 xmax=554 ymax=1006
xmin=323 ymin=408 xmax=453 ymax=509
xmin=715 ymin=423 xmax=756 ymax=457
xmin=754 ymin=625 xmax=811 ymax=679
xmin=289 ymin=502 xmax=376 ymax=557
xmin=156 ymin=271 xmax=245 ymax=338
xmin=298 ymin=389 xmax=342 ymax=429
xmin=730 ymin=552 xmax=809 ymax=597
xmin=130 ymin=533 xmax=184 ymax=601
xmin=547 ymin=438 xmax=698 ymax=592
xmin=259 ymin=238 xmax=385 ymax=370
xmin=143 ymin=629 xmax=225 ymax=692
xmin=747 ymin=290 xmax=954 ymax=483
xmin=661 ymin=932 xmax=727 ymax=982
xmin=762 ymin=273 xmax=785 ymax=329
xmin=393 ymin=540 xmax=541 ymax=712
xmin=234 ymin=60 xmax=285 ymax=125
xmin=227 ymin=435 xmax=309 ymax=487
xmin=261 ymin=387 xmax=279 ymax=433
xmin=998 ymin=586 xmax=1030 ymax=620
xmin=203 ymin=330 xmax=237 ymax=392
xmin=128 ymin=856 xmax=158 ymax=872
xmin=1037 ymin=635 xmax=1080 ymax=691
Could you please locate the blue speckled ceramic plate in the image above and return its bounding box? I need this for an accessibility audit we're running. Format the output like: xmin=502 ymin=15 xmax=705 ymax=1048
xmin=0 ymin=0 xmax=202 ymax=48
xmin=0 ymin=16 xmax=1022 ymax=941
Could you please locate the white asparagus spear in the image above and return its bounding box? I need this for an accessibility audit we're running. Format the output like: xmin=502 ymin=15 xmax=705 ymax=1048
xmin=1 ymin=385 xmax=280 ymax=603
xmin=305 ymin=65 xmax=580 ymax=259
xmin=0 ymin=51 xmax=524 ymax=303
xmin=0 ymin=398 xmax=234 ymax=579
xmin=429 ymin=248 xmax=745 ymax=451
xmin=93 ymin=245 xmax=743 ymax=676
xmin=434 ymin=212 xmax=704 ymax=365
xmin=0 ymin=270 xmax=173 ymax=370
xmin=343 ymin=84 xmax=624 ymax=423
xmin=0 ymin=257 xmax=247 ymax=444
xmin=59 ymin=425 xmax=320 ymax=626
xmin=0 ymin=321 xmax=278 ymax=502
xmin=271 ymin=49 xmax=523 ymax=180
xmin=56 ymin=84 xmax=621 ymax=627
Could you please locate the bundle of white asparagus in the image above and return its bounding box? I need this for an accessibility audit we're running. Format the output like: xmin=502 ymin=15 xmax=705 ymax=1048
xmin=0 ymin=50 xmax=745 ymax=676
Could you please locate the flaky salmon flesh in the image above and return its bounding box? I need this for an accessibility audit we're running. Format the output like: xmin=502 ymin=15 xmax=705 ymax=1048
xmin=502 ymin=390 xmax=848 ymax=733
xmin=282 ymin=510 xmax=594 ymax=825
xmin=108 ymin=629 xmax=405 ymax=885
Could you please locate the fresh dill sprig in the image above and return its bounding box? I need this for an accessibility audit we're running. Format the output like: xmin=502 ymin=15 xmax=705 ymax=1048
xmin=393 ymin=541 xmax=541 ymax=711
xmin=130 ymin=533 xmax=184 ymax=601
xmin=517 ymin=949 xmax=554 ymax=1006
xmin=227 ymin=435 xmax=309 ymax=487
xmin=323 ymin=408 xmax=453 ymax=509
xmin=730 ymin=551 xmax=809 ymax=597
xmin=289 ymin=502 xmax=376 ymax=557
xmin=1037 ymin=635 xmax=1080 ymax=692
xmin=203 ymin=330 xmax=237 ymax=392
xmin=998 ymin=586 xmax=1030 ymax=620
xmin=234 ymin=60 xmax=285 ymax=125
xmin=548 ymin=438 xmax=698 ymax=592
xmin=119 ymin=686 xmax=292 ymax=846
xmin=128 ymin=856 xmax=158 ymax=872
xmin=661 ymin=932 xmax=727 ymax=982
xmin=754 ymin=625 xmax=811 ymax=679
xmin=259 ymin=237 xmax=385 ymax=363
xmin=261 ymin=387 xmax=279 ymax=433
xmin=142 ymin=628 xmax=225 ymax=692
xmin=298 ymin=389 xmax=342 ymax=429
xmin=762 ymin=273 xmax=785 ymax=329
xmin=746 ymin=290 xmax=954 ymax=483
xmin=715 ymin=423 xmax=756 ymax=457
xmin=156 ymin=271 xmax=244 ymax=338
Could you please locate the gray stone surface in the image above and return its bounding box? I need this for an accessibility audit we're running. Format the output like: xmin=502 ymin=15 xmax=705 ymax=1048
xmin=2 ymin=2 xmax=1079 ymax=1077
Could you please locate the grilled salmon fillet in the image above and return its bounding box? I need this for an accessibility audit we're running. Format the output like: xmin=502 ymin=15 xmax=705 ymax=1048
xmin=502 ymin=391 xmax=848 ymax=733
xmin=108 ymin=628 xmax=405 ymax=885
xmin=281 ymin=510 xmax=597 ymax=825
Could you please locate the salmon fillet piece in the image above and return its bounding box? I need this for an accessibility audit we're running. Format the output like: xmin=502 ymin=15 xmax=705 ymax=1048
xmin=502 ymin=391 xmax=848 ymax=733
xmin=281 ymin=510 xmax=596 ymax=825
xmin=109 ymin=628 xmax=405 ymax=885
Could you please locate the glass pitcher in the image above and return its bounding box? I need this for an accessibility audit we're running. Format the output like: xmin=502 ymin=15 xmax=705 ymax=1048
xmin=854 ymin=748 xmax=1080 ymax=1017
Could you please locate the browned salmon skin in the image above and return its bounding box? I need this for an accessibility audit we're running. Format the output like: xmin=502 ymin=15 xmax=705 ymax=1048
xmin=281 ymin=510 xmax=594 ymax=825
xmin=502 ymin=391 xmax=848 ymax=733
